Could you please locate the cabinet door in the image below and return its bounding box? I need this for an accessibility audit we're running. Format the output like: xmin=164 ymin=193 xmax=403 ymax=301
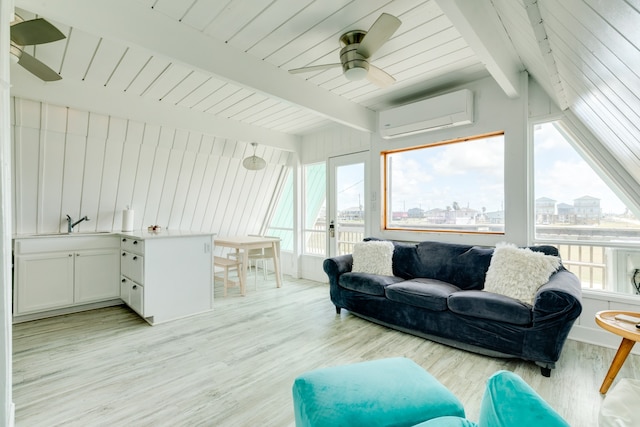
xmin=120 ymin=276 xmax=131 ymax=305
xmin=74 ymin=249 xmax=121 ymax=303
xmin=129 ymin=281 xmax=144 ymax=316
xmin=15 ymin=253 xmax=74 ymax=314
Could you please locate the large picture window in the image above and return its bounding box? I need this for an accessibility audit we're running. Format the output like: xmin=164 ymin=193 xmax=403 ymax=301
xmin=382 ymin=132 xmax=505 ymax=233
xmin=533 ymin=121 xmax=640 ymax=243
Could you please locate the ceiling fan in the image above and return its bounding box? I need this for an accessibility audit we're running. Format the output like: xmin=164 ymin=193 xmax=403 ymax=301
xmin=289 ymin=13 xmax=401 ymax=88
xmin=10 ymin=14 xmax=66 ymax=82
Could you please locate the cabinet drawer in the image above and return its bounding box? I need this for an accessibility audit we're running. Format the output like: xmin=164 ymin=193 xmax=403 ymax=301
xmin=121 ymin=251 xmax=144 ymax=283
xmin=121 ymin=237 xmax=144 ymax=255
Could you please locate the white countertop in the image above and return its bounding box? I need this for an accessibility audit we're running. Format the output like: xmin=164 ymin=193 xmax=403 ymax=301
xmin=14 ymin=230 xmax=215 ymax=240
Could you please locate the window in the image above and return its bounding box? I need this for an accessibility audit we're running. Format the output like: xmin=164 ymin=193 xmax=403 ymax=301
xmin=533 ymin=121 xmax=640 ymax=295
xmin=533 ymin=121 xmax=640 ymax=243
xmin=303 ymin=162 xmax=326 ymax=255
xmin=266 ymin=168 xmax=294 ymax=251
xmin=383 ymin=132 xmax=505 ymax=233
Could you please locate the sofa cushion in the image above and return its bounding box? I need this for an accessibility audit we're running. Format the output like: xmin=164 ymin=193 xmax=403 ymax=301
xmin=386 ymin=279 xmax=461 ymax=311
xmin=484 ymin=243 xmax=561 ymax=304
xmin=391 ymin=242 xmax=422 ymax=279
xmin=340 ymin=272 xmax=404 ymax=296
xmin=448 ymin=291 xmax=532 ymax=325
xmin=449 ymin=246 xmax=494 ymax=290
xmin=412 ymin=242 xmax=475 ymax=284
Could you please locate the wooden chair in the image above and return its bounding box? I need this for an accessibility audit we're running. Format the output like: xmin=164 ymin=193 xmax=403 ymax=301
xmin=213 ymin=256 xmax=243 ymax=296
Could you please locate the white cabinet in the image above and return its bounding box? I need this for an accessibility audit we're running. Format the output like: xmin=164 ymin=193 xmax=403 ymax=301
xmin=13 ymin=235 xmax=121 ymax=319
xmin=15 ymin=252 xmax=74 ymax=313
xmin=119 ymin=233 xmax=213 ymax=324
xmin=13 ymin=232 xmax=213 ymax=324
xmin=74 ymin=249 xmax=121 ymax=304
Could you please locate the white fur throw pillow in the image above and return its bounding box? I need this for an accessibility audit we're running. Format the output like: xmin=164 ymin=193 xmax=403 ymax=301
xmin=351 ymin=241 xmax=395 ymax=276
xmin=484 ymin=242 xmax=561 ymax=304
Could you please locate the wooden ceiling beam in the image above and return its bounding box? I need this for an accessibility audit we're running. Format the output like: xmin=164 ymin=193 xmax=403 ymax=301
xmin=435 ymin=0 xmax=522 ymax=99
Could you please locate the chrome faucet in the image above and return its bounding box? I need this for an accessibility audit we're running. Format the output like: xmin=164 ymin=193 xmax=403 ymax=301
xmin=66 ymin=215 xmax=90 ymax=233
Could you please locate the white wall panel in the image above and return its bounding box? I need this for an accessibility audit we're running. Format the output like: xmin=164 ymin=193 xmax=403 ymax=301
xmin=80 ymin=137 xmax=107 ymax=230
xmin=60 ymin=133 xmax=87 ymax=230
xmin=167 ymin=150 xmax=196 ymax=230
xmin=112 ymin=141 xmax=141 ymax=229
xmin=12 ymin=98 xmax=291 ymax=239
xmin=179 ymin=154 xmax=209 ymax=230
xmin=141 ymin=147 xmax=170 ymax=227
xmin=202 ymin=157 xmax=230 ymax=232
xmin=130 ymin=143 xmax=157 ymax=230
xmin=97 ymin=138 xmax=124 ymax=231
xmin=39 ymin=131 xmax=66 ymax=233
xmin=155 ymin=149 xmax=184 ymax=228
xmin=190 ymin=156 xmax=219 ymax=231
xmin=300 ymin=124 xmax=371 ymax=163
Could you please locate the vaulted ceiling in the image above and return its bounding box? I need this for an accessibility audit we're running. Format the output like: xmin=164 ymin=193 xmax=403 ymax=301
xmin=10 ymin=0 xmax=640 ymax=184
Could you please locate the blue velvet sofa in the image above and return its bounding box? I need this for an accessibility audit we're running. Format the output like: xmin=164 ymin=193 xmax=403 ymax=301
xmin=323 ymin=240 xmax=583 ymax=376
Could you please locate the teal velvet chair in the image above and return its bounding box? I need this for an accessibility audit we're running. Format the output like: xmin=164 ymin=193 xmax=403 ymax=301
xmin=414 ymin=370 xmax=570 ymax=427
xmin=292 ymin=359 xmax=569 ymax=427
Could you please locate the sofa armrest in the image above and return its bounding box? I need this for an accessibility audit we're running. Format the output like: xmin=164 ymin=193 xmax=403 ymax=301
xmin=323 ymin=254 xmax=353 ymax=278
xmin=532 ymin=269 xmax=582 ymax=324
xmin=324 ymin=255 xmax=354 ymax=312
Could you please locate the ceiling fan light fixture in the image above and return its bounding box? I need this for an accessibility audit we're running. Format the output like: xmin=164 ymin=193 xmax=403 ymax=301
xmin=243 ymin=142 xmax=267 ymax=171
xmin=344 ymin=66 xmax=368 ymax=81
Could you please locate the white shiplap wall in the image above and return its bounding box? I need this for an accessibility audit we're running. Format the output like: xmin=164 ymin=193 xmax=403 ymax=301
xmin=11 ymin=97 xmax=292 ymax=244
xmin=300 ymin=124 xmax=371 ymax=164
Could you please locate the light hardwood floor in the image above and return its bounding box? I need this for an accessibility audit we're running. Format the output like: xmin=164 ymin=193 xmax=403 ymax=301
xmin=12 ymin=274 xmax=640 ymax=426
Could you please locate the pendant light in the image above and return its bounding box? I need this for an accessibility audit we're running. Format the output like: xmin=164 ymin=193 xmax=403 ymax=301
xmin=243 ymin=142 xmax=266 ymax=171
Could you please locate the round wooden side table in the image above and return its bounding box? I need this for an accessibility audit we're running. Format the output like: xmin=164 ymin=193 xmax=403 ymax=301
xmin=596 ymin=310 xmax=640 ymax=394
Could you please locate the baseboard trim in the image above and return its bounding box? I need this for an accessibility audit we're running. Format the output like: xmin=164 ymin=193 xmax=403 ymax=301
xmin=12 ymin=299 xmax=123 ymax=323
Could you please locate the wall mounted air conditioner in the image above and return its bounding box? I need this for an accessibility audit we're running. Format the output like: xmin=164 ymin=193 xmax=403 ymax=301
xmin=379 ymin=89 xmax=474 ymax=139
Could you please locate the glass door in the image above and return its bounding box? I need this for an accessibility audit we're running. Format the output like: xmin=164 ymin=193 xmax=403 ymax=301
xmin=328 ymin=152 xmax=367 ymax=257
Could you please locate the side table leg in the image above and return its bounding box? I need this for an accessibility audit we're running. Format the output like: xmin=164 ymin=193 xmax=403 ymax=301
xmin=600 ymin=338 xmax=636 ymax=394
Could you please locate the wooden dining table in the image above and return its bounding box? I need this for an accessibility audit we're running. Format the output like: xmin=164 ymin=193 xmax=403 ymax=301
xmin=213 ymin=235 xmax=282 ymax=296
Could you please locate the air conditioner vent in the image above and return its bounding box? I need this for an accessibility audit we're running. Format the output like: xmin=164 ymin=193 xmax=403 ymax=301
xmin=379 ymin=89 xmax=474 ymax=139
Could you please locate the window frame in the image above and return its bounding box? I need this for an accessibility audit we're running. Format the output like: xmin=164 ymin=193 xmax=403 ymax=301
xmin=381 ymin=130 xmax=505 ymax=235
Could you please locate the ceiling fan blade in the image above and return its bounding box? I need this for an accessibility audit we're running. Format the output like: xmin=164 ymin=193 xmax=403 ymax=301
xmin=11 ymin=18 xmax=65 ymax=46
xmin=366 ymin=65 xmax=395 ymax=88
xmin=17 ymin=51 xmax=61 ymax=81
xmin=289 ymin=63 xmax=341 ymax=74
xmin=356 ymin=13 xmax=401 ymax=58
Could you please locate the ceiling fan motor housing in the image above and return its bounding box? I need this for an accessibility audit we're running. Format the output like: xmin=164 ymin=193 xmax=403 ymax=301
xmin=339 ymin=30 xmax=369 ymax=81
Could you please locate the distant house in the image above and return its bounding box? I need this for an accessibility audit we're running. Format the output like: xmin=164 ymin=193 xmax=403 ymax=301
xmin=424 ymin=208 xmax=447 ymax=224
xmin=392 ymin=212 xmax=408 ymax=220
xmin=535 ymin=197 xmax=556 ymax=224
xmin=407 ymin=207 xmax=424 ymax=218
xmin=557 ymin=203 xmax=574 ymax=223
xmin=340 ymin=206 xmax=364 ymax=220
xmin=574 ymin=195 xmax=601 ymax=224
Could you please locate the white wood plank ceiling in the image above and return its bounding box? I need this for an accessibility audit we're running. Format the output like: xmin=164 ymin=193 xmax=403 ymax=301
xmin=11 ymin=0 xmax=489 ymax=140
xmin=9 ymin=0 xmax=640 ymax=186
